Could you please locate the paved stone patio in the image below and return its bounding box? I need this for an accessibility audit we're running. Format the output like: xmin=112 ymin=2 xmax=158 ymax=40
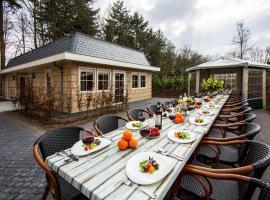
xmin=0 ymin=98 xmax=269 ymax=200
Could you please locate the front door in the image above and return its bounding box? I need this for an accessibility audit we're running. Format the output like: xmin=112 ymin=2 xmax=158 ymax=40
xmin=114 ymin=72 xmax=125 ymax=103
xmin=19 ymin=76 xmax=26 ymax=96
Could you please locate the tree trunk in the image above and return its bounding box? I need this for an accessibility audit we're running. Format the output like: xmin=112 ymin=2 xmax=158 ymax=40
xmin=33 ymin=0 xmax=37 ymax=48
xmin=0 ymin=1 xmax=5 ymax=69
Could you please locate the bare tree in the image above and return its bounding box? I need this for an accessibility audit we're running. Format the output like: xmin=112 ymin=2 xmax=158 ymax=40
xmin=249 ymin=47 xmax=264 ymax=62
xmin=232 ymin=20 xmax=252 ymax=59
xmin=265 ymin=46 xmax=270 ymax=64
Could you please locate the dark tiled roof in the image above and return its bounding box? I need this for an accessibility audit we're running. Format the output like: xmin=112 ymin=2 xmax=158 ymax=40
xmin=6 ymin=32 xmax=150 ymax=68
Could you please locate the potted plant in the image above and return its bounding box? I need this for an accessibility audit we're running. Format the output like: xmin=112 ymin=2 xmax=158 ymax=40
xmin=201 ymin=76 xmax=224 ymax=97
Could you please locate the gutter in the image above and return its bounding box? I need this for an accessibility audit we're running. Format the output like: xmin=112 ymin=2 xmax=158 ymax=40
xmin=0 ymin=52 xmax=160 ymax=74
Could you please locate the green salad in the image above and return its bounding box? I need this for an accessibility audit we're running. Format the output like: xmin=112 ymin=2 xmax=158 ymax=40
xmin=175 ymin=131 xmax=190 ymax=139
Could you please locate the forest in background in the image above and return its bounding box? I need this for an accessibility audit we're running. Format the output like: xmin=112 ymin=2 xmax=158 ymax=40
xmin=1 ymin=0 xmax=269 ymax=90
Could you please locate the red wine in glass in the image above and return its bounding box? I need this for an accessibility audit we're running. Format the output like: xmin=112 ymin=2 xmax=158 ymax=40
xmin=138 ymin=112 xmax=145 ymax=122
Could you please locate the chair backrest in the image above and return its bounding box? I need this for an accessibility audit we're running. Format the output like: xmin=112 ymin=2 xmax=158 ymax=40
xmin=250 ymin=178 xmax=270 ymax=200
xmin=162 ymin=101 xmax=171 ymax=107
xmin=242 ymin=106 xmax=252 ymax=113
xmin=147 ymin=104 xmax=158 ymax=114
xmin=95 ymin=115 xmax=127 ymax=134
xmin=244 ymin=113 xmax=256 ymax=123
xmin=35 ymin=126 xmax=83 ymax=159
xmin=239 ymin=140 xmax=270 ymax=199
xmin=243 ymin=123 xmax=261 ymax=140
xmin=127 ymin=108 xmax=151 ymax=121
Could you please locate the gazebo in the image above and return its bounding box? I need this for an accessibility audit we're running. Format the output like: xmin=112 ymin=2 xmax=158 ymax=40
xmin=186 ymin=57 xmax=270 ymax=109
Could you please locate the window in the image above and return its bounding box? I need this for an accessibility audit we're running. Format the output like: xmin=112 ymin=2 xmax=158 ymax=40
xmin=248 ymin=70 xmax=263 ymax=99
xmin=132 ymin=74 xmax=139 ymax=88
xmin=45 ymin=70 xmax=52 ymax=91
xmin=213 ymin=73 xmax=237 ymax=93
xmin=140 ymin=75 xmax=146 ymax=88
xmin=80 ymin=69 xmax=94 ymax=92
xmin=98 ymin=70 xmax=110 ymax=91
xmin=189 ymin=72 xmax=196 ymax=95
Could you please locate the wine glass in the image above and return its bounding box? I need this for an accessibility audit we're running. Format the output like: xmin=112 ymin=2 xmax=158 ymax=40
xmin=138 ymin=111 xmax=145 ymax=122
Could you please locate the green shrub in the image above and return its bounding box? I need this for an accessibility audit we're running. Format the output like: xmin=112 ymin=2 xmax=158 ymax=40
xmin=152 ymin=74 xmax=187 ymax=89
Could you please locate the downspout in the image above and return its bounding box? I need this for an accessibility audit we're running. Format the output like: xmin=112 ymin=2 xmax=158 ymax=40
xmin=60 ymin=66 xmax=64 ymax=113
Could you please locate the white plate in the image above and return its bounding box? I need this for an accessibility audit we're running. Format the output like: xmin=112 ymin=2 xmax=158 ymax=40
xmin=71 ymin=138 xmax=111 ymax=156
xmin=126 ymin=152 xmax=176 ymax=185
xmin=125 ymin=121 xmax=148 ymax=130
xmin=167 ymin=129 xmax=198 ymax=143
xmin=198 ymin=109 xmax=215 ymax=116
xmin=189 ymin=117 xmax=209 ymax=126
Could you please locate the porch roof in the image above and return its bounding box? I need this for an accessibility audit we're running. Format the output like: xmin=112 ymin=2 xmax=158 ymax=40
xmin=186 ymin=57 xmax=270 ymax=72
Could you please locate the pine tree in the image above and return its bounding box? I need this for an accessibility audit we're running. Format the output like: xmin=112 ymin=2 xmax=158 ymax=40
xmin=37 ymin=0 xmax=99 ymax=43
xmin=103 ymin=0 xmax=133 ymax=47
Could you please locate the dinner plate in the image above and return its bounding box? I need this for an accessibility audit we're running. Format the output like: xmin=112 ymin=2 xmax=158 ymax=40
xmin=125 ymin=121 xmax=148 ymax=130
xmin=126 ymin=151 xmax=176 ymax=185
xmin=167 ymin=129 xmax=198 ymax=143
xmin=198 ymin=109 xmax=215 ymax=116
xmin=71 ymin=138 xmax=111 ymax=156
xmin=189 ymin=117 xmax=210 ymax=126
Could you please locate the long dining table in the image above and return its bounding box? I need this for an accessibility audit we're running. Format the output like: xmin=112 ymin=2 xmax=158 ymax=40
xmin=46 ymin=95 xmax=229 ymax=200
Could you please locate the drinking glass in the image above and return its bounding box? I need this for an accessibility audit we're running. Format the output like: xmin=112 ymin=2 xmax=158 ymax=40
xmin=138 ymin=111 xmax=145 ymax=122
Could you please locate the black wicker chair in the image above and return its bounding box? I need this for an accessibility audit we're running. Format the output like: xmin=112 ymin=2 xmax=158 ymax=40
xmin=177 ymin=169 xmax=270 ymax=200
xmin=94 ymin=115 xmax=128 ymax=135
xmin=33 ymin=126 xmax=88 ymax=200
xmin=200 ymin=124 xmax=261 ymax=165
xmin=127 ymin=108 xmax=153 ymax=121
xmin=179 ymin=140 xmax=270 ymax=200
xmin=147 ymin=104 xmax=158 ymax=114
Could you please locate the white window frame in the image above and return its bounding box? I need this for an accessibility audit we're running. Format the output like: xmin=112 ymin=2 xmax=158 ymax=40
xmin=132 ymin=73 xmax=139 ymax=89
xmin=140 ymin=73 xmax=147 ymax=88
xmin=45 ymin=70 xmax=52 ymax=90
xmin=132 ymin=72 xmax=147 ymax=89
xmin=78 ymin=67 xmax=96 ymax=93
xmin=97 ymin=69 xmax=111 ymax=92
xmin=113 ymin=70 xmax=126 ymax=98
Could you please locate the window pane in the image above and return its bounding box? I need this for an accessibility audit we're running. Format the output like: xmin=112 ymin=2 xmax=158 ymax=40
xmin=141 ymin=75 xmax=146 ymax=87
xmin=132 ymin=75 xmax=139 ymax=88
xmin=80 ymin=81 xmax=86 ymax=91
xmin=98 ymin=71 xmax=109 ymax=90
xmin=80 ymin=70 xmax=94 ymax=92
xmin=248 ymin=70 xmax=263 ymax=99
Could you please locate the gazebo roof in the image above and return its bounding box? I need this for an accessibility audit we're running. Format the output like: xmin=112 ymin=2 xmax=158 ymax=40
xmin=186 ymin=57 xmax=270 ymax=72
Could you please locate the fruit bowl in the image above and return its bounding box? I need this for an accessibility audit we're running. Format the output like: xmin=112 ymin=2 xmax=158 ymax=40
xmin=140 ymin=128 xmax=160 ymax=139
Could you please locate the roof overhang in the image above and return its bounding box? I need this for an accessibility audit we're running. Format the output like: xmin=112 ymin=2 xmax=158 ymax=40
xmin=0 ymin=52 xmax=160 ymax=74
xmin=186 ymin=62 xmax=270 ymax=72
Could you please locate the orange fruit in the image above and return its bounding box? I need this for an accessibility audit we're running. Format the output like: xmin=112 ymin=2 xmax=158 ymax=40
xmin=175 ymin=116 xmax=185 ymax=124
xmin=122 ymin=130 xmax=133 ymax=141
xmin=117 ymin=139 xmax=128 ymax=150
xmin=148 ymin=166 xmax=155 ymax=173
xmin=128 ymin=138 xmax=138 ymax=149
xmin=175 ymin=112 xmax=181 ymax=118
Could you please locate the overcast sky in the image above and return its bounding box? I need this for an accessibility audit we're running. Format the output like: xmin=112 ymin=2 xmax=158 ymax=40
xmin=94 ymin=0 xmax=270 ymax=56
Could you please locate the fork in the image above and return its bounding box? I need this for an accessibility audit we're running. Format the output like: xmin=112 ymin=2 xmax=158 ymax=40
xmin=123 ymin=179 xmax=157 ymax=199
xmin=60 ymin=150 xmax=79 ymax=161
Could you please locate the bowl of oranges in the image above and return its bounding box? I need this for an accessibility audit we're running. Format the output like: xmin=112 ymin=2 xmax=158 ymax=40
xmin=117 ymin=130 xmax=138 ymax=150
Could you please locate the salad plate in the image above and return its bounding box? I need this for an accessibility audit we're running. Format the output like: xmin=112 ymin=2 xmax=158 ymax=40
xmin=126 ymin=151 xmax=176 ymax=185
xmin=198 ymin=109 xmax=215 ymax=116
xmin=71 ymin=137 xmax=111 ymax=156
xmin=125 ymin=121 xmax=148 ymax=130
xmin=167 ymin=129 xmax=198 ymax=143
xmin=189 ymin=117 xmax=209 ymax=126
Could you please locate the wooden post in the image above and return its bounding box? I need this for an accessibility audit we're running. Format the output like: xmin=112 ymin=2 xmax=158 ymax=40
xmin=195 ymin=70 xmax=200 ymax=94
xmin=187 ymin=73 xmax=191 ymax=95
xmin=242 ymin=67 xmax=248 ymax=98
xmin=263 ymin=69 xmax=266 ymax=110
